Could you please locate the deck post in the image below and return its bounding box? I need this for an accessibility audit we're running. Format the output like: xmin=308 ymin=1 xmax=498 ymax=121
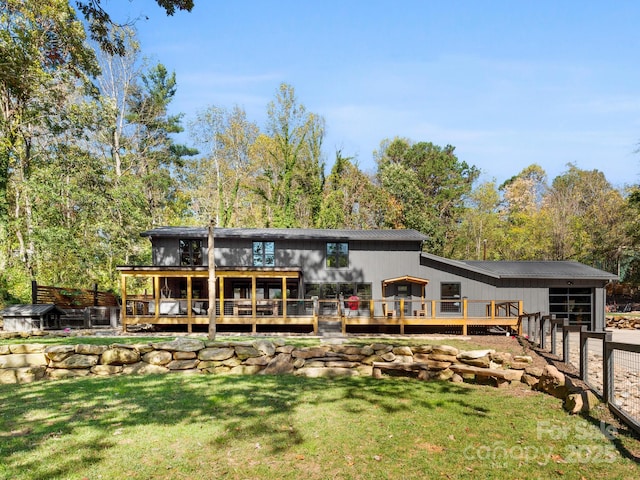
xmin=120 ymin=274 xmax=127 ymax=332
xmin=219 ymin=277 xmax=225 ymax=319
xmin=154 ymin=276 xmax=160 ymax=322
xmin=462 ymin=298 xmax=468 ymax=335
xmin=282 ymin=277 xmax=287 ymax=320
xmin=431 ymin=300 xmax=436 ymax=319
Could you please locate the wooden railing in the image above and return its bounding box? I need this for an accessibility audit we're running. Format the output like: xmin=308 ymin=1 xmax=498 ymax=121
xmin=121 ymin=297 xmax=523 ymax=335
xmin=33 ymin=281 xmax=119 ymax=308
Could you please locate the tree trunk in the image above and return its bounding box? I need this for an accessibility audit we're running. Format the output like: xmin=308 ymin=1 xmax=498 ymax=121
xmin=208 ymin=220 xmax=216 ymax=340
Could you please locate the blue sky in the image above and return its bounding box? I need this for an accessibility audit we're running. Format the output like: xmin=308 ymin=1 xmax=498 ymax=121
xmin=107 ymin=0 xmax=640 ymax=189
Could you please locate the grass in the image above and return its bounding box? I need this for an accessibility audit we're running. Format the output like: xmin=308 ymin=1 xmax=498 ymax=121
xmin=1 ymin=373 xmax=639 ymax=479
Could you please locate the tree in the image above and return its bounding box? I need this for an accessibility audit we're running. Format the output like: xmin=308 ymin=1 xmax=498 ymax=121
xmin=317 ymin=152 xmax=400 ymax=229
xmin=125 ymin=63 xmax=197 ymax=226
xmin=0 ymin=0 xmax=99 ymax=293
xmin=544 ymin=164 xmax=624 ymax=269
xmin=497 ymin=164 xmax=551 ymax=260
xmin=452 ymin=181 xmax=502 ymax=260
xmin=253 ymin=83 xmax=325 ymax=227
xmin=186 ymin=105 xmax=259 ymax=226
xmin=75 ymin=0 xmax=194 ymax=55
xmin=375 ymin=138 xmax=479 ymax=255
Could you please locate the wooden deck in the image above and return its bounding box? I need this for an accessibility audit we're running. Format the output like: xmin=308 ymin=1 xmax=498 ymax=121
xmin=121 ymin=298 xmax=524 ymax=335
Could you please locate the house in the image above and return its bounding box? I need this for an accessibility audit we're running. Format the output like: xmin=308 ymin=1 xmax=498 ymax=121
xmin=116 ymin=227 xmax=617 ymax=334
xmin=0 ymin=304 xmax=66 ymax=332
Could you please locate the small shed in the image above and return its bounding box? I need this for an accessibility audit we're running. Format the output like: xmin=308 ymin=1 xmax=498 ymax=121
xmin=0 ymin=304 xmax=66 ymax=332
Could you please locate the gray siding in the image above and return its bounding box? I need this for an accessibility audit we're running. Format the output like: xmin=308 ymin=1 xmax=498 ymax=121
xmin=148 ymin=231 xmax=609 ymax=330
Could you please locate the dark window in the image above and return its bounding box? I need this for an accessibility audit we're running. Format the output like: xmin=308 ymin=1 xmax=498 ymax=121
xmin=305 ymin=282 xmax=371 ymax=300
xmin=305 ymin=283 xmax=321 ymax=299
xmin=180 ymin=239 xmax=203 ymax=266
xmin=326 ymin=242 xmax=348 ymax=268
xmin=549 ymin=287 xmax=592 ymax=326
xmin=253 ymin=241 xmax=275 ymax=267
xmin=440 ymin=282 xmax=461 ymax=313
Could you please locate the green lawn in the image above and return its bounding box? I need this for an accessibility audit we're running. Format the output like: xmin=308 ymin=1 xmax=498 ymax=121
xmin=1 ymin=373 xmax=638 ymax=479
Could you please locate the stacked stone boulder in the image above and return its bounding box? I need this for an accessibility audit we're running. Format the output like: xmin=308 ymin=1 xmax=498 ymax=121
xmin=606 ymin=315 xmax=640 ymax=329
xmin=0 ymin=338 xmax=598 ymax=413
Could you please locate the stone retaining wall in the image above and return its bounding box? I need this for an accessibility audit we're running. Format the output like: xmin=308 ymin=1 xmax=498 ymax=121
xmin=0 ymin=338 xmax=595 ymax=413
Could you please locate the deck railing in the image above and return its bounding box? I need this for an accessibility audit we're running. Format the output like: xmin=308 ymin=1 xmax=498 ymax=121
xmin=122 ymin=297 xmax=523 ymax=335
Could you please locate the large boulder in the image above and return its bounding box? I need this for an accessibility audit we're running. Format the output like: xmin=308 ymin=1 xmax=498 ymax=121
xmin=75 ymin=344 xmax=107 ymax=355
xmin=431 ymin=345 xmax=459 ymax=356
xmin=198 ymin=347 xmax=235 ymax=361
xmin=122 ymin=362 xmax=169 ymax=375
xmin=101 ymin=347 xmax=141 ymax=365
xmin=292 ymin=347 xmax=330 ymax=359
xmin=253 ymin=340 xmax=276 ymax=357
xmin=0 ymin=366 xmax=46 ymax=384
xmin=537 ymin=365 xmax=571 ymax=399
xmin=50 ymin=354 xmax=99 ymax=369
xmin=458 ymin=349 xmax=495 ymax=360
xmin=564 ymin=390 xmax=600 ymax=414
xmin=260 ymin=353 xmax=294 ymax=375
xmin=44 ymin=345 xmax=75 ymax=362
xmin=392 ymin=346 xmax=413 ymax=356
xmin=167 ymin=359 xmax=199 ymax=370
xmin=47 ymin=368 xmax=91 ymax=380
xmin=0 ymin=353 xmax=47 ymax=368
xmin=294 ymin=367 xmax=358 ymax=378
xmin=9 ymin=344 xmax=45 ymax=354
xmin=234 ymin=346 xmax=262 ymax=360
xmin=152 ymin=338 xmax=205 ymax=352
xmin=142 ymin=350 xmax=173 ymax=366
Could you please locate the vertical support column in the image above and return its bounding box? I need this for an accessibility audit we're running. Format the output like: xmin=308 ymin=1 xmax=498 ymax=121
xmin=187 ymin=276 xmax=193 ymax=333
xmin=431 ymin=300 xmax=436 ymax=319
xmin=31 ymin=280 xmax=38 ymax=305
xmin=282 ymin=277 xmax=287 ymax=320
xmin=562 ymin=319 xmax=570 ymax=364
xmin=540 ymin=316 xmax=548 ymax=350
xmin=462 ymin=298 xmax=468 ymax=335
xmin=490 ymin=300 xmax=495 ymax=321
xmin=579 ymin=326 xmax=588 ymax=380
xmin=154 ymin=276 xmax=160 ymax=322
xmin=400 ymin=298 xmax=405 ymax=334
xmin=251 ymin=275 xmax=257 ymax=317
xmin=219 ymin=276 xmax=225 ymax=319
xmin=120 ymin=274 xmax=127 ymax=332
xmin=603 ymin=332 xmax=613 ymax=404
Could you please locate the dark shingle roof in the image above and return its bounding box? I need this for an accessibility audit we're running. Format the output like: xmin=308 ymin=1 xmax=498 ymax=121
xmin=141 ymin=227 xmax=429 ymax=242
xmin=0 ymin=304 xmax=66 ymax=317
xmin=421 ymin=253 xmax=618 ymax=281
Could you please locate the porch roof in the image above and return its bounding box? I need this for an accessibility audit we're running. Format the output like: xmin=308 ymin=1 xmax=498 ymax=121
xmin=382 ymin=275 xmax=430 ymax=286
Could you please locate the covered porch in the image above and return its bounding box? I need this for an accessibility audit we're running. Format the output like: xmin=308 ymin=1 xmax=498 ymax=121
xmin=117 ymin=266 xmax=317 ymax=333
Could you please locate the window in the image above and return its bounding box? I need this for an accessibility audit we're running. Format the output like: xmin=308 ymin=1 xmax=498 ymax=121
xmin=253 ymin=241 xmax=275 ymax=267
xmin=180 ymin=239 xmax=203 ymax=266
xmin=549 ymin=287 xmax=592 ymax=326
xmin=305 ymin=282 xmax=371 ymax=300
xmin=326 ymin=242 xmax=348 ymax=268
xmin=440 ymin=282 xmax=461 ymax=313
